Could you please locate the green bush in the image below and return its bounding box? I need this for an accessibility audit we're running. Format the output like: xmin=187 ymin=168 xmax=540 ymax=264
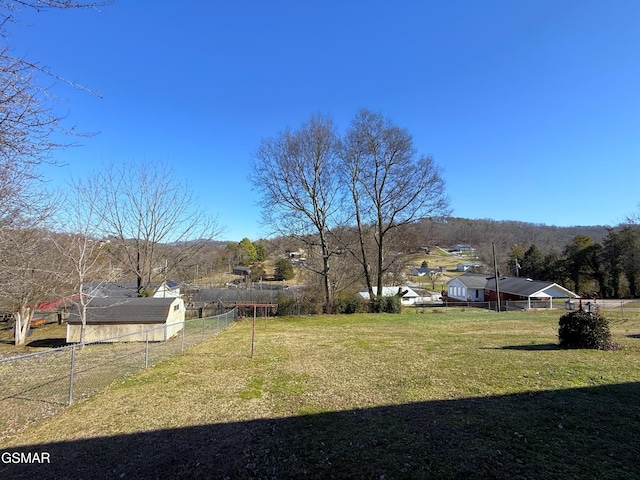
xmin=371 ymin=295 xmax=402 ymax=314
xmin=275 ymin=292 xmax=297 ymax=316
xmin=558 ymin=308 xmax=614 ymax=350
xmin=332 ymin=294 xmax=366 ymax=314
xmin=274 ymin=258 xmax=295 ymax=281
xmin=274 ymin=291 xmax=323 ymax=316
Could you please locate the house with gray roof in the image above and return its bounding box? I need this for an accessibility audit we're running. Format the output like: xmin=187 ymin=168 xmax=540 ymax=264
xmin=446 ymin=273 xmax=489 ymax=301
xmin=446 ymin=272 xmax=579 ymax=307
xmin=84 ymin=280 xmax=180 ymax=299
xmin=484 ymin=276 xmax=579 ymax=308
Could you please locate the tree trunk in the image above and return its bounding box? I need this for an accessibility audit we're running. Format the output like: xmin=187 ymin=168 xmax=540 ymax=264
xmin=13 ymin=306 xmax=33 ymax=346
xmin=80 ymin=302 xmax=88 ymax=345
xmin=318 ymin=227 xmax=332 ymax=312
xmin=376 ymin=237 xmax=384 ymax=302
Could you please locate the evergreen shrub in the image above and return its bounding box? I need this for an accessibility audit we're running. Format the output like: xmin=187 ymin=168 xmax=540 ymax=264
xmin=558 ymin=308 xmax=615 ymax=350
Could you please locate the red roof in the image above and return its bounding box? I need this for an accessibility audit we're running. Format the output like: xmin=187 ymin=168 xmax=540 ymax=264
xmin=37 ymin=294 xmax=86 ymax=311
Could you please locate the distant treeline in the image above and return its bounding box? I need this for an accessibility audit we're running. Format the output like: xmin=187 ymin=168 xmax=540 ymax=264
xmin=415 ymin=217 xmax=610 ymax=253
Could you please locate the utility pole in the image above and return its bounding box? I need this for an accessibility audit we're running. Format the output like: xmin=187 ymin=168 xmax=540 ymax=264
xmin=493 ymin=242 xmax=501 ymax=313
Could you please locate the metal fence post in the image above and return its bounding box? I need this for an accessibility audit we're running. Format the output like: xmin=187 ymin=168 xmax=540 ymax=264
xmin=68 ymin=345 xmax=76 ymax=406
xmin=1 ymin=309 xmax=239 ymax=437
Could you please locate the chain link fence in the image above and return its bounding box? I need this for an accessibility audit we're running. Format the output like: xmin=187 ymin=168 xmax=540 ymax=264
xmin=0 ymin=309 xmax=236 ymax=440
xmin=428 ymin=300 xmax=569 ymax=312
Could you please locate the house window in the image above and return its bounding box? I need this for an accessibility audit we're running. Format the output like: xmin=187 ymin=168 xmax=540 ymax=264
xmin=174 ymin=304 xmax=179 ymax=311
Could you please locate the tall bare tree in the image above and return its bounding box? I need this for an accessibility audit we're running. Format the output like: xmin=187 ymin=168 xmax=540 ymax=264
xmin=0 ymin=1 xmax=113 ymax=343
xmin=0 ymin=1 xmax=111 ymax=218
xmin=252 ymin=114 xmax=342 ymax=311
xmin=341 ymin=109 xmax=450 ymax=303
xmin=52 ymin=177 xmax=109 ymax=344
xmin=94 ymin=162 xmax=224 ymax=295
xmin=0 ymin=221 xmax=66 ymax=345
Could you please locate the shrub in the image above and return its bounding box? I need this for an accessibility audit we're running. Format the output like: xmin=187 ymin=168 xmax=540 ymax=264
xmin=332 ymin=294 xmax=366 ymax=314
xmin=275 ymin=292 xmax=297 ymax=316
xmin=138 ymin=287 xmax=154 ymax=298
xmin=274 ymin=291 xmax=323 ymax=316
xmin=371 ymin=295 xmax=402 ymax=314
xmin=274 ymin=258 xmax=295 ymax=281
xmin=558 ymin=308 xmax=614 ymax=350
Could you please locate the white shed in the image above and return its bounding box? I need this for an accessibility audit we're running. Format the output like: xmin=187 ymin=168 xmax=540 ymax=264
xmin=66 ymin=297 xmax=185 ymax=343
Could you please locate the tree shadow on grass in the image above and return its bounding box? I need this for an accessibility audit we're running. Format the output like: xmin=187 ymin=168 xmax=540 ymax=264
xmin=25 ymin=338 xmax=67 ymax=349
xmin=2 ymin=383 xmax=640 ymax=480
xmin=499 ymin=343 xmax=561 ymax=351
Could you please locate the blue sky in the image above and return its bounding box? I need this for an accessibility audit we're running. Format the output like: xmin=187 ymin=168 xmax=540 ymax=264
xmin=7 ymin=0 xmax=640 ymax=241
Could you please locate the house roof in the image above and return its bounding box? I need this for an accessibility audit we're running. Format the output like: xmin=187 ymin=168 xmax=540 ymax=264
xmin=84 ymin=281 xmax=179 ymax=298
xmin=447 ymin=273 xmax=579 ymax=298
xmin=357 ymin=286 xmax=419 ymax=300
xmin=232 ymin=266 xmax=251 ymax=275
xmin=447 ymin=273 xmax=491 ymax=289
xmin=84 ymin=282 xmax=139 ymax=298
xmin=485 ymin=277 xmax=579 ymax=298
xmin=66 ymin=297 xmax=180 ymax=324
xmin=411 ymin=267 xmax=441 ymax=276
xmin=38 ymin=294 xmax=85 ymax=311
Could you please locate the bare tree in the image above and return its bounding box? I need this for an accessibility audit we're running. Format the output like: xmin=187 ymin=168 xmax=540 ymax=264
xmin=0 ymin=222 xmax=67 ymax=345
xmin=94 ymin=162 xmax=224 ymax=295
xmin=0 ymin=1 xmax=111 ymax=218
xmin=428 ymin=269 xmax=442 ymax=290
xmin=341 ymin=109 xmax=450 ymax=303
xmin=52 ymin=177 xmax=109 ymax=344
xmin=251 ymin=114 xmax=342 ymax=312
xmin=0 ymin=1 xmax=113 ymax=344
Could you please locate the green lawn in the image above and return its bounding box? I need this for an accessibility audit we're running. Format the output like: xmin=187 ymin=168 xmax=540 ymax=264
xmin=2 ymin=308 xmax=640 ymax=479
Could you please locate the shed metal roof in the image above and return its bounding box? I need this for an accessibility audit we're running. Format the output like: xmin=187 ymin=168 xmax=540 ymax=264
xmin=66 ymin=297 xmax=180 ymax=325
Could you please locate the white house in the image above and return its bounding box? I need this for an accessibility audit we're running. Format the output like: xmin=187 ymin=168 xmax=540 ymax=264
xmin=153 ymin=280 xmax=181 ymax=298
xmin=456 ymin=262 xmax=484 ymax=272
xmin=357 ymin=286 xmax=420 ymax=305
xmin=446 ymin=273 xmax=488 ymax=301
xmin=452 ymin=244 xmax=475 ymax=252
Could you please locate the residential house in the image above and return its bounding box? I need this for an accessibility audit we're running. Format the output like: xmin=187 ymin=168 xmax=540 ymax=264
xmin=456 ymin=262 xmax=484 ymax=272
xmin=357 ymin=286 xmax=420 ymax=306
xmin=232 ymin=266 xmax=251 ymax=277
xmin=84 ymin=280 xmax=180 ymax=298
xmin=484 ymin=276 xmax=579 ymax=308
xmin=452 ymin=244 xmax=475 ymax=252
xmin=446 ymin=273 xmax=488 ymax=302
xmin=446 ymin=273 xmax=579 ymax=307
xmin=411 ymin=266 xmax=444 ymax=276
xmin=153 ymin=280 xmax=180 ymax=298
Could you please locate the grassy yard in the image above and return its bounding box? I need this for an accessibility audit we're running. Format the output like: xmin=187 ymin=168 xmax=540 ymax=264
xmin=2 ymin=308 xmax=640 ymax=479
